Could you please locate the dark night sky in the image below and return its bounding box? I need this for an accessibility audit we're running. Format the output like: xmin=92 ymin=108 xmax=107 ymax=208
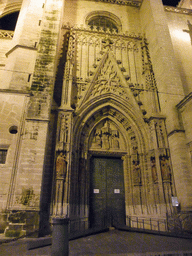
xmin=162 ymin=0 xmax=180 ymax=6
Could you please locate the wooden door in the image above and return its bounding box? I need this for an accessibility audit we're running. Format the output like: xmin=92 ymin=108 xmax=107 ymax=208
xmin=90 ymin=157 xmax=125 ymax=229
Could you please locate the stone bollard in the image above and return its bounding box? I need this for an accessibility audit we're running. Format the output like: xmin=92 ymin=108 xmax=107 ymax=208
xmin=51 ymin=218 xmax=69 ymax=256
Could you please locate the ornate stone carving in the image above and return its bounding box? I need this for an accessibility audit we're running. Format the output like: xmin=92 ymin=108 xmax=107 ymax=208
xmin=84 ymin=0 xmax=141 ymax=7
xmin=90 ymin=120 xmax=120 ymax=150
xmin=90 ymin=58 xmax=128 ymax=99
xmin=56 ymin=112 xmax=71 ymax=151
xmin=141 ymin=38 xmax=157 ymax=91
xmin=0 ymin=29 xmax=14 ymax=39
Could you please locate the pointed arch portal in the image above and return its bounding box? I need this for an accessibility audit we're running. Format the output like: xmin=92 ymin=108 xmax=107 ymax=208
xmin=70 ymin=99 xmax=149 ymax=230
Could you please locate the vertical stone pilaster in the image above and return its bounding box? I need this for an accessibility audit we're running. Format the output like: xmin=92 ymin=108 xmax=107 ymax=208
xmin=140 ymin=0 xmax=192 ymax=213
xmin=52 ymin=109 xmax=73 ymax=217
xmin=148 ymin=116 xmax=175 ymax=216
xmin=140 ymin=0 xmax=184 ymax=132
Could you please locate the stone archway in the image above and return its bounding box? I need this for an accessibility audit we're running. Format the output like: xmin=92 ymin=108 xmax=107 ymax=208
xmin=70 ymin=101 xmax=150 ymax=231
xmin=69 ymin=96 xmax=176 ymax=233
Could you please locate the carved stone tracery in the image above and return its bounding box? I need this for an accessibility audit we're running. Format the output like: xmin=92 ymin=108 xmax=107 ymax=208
xmin=90 ymin=59 xmax=128 ymax=99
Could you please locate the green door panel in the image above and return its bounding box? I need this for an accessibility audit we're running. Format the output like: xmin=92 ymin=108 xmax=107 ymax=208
xmin=90 ymin=157 xmax=125 ymax=229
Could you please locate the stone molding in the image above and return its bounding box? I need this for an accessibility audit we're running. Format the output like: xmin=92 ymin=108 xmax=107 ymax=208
xmin=167 ymin=129 xmax=185 ymax=138
xmin=0 ymin=1 xmax=22 ymax=17
xmin=165 ymin=6 xmax=192 ymax=15
xmin=25 ymin=118 xmax=50 ymax=123
xmin=0 ymin=29 xmax=14 ymax=39
xmin=62 ymin=24 xmax=142 ymax=40
xmin=84 ymin=0 xmax=141 ymax=7
xmin=6 ymin=44 xmax=37 ymax=57
xmin=89 ymin=150 xmax=127 ymax=156
xmin=176 ymin=92 xmax=192 ymax=110
xmin=0 ymin=89 xmax=31 ymax=95
xmin=148 ymin=115 xmax=166 ymax=122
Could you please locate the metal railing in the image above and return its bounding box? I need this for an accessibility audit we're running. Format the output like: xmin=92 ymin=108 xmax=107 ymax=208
xmin=126 ymin=215 xmax=168 ymax=233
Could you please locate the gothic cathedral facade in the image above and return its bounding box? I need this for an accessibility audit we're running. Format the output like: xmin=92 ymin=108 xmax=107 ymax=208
xmin=0 ymin=0 xmax=192 ymax=236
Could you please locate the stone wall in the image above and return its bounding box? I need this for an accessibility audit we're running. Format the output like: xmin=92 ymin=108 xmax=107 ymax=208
xmin=166 ymin=9 xmax=192 ymax=95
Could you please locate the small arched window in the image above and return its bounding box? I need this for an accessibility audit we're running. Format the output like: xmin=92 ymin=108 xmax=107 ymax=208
xmin=88 ymin=15 xmax=119 ymax=33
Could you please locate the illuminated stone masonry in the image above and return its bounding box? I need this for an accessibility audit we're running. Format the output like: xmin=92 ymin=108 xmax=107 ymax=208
xmin=0 ymin=0 xmax=192 ymax=237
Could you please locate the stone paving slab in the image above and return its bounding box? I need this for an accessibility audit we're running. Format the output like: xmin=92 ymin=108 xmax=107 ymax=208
xmin=0 ymin=230 xmax=192 ymax=255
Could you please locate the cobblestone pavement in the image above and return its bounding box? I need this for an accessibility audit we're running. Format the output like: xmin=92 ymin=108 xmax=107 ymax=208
xmin=0 ymin=229 xmax=192 ymax=256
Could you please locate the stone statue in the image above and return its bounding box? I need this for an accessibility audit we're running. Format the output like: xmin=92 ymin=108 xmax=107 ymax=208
xmin=151 ymin=157 xmax=158 ymax=183
xmin=133 ymin=160 xmax=142 ymax=186
xmin=160 ymin=155 xmax=171 ymax=182
xmin=54 ymin=152 xmax=68 ymax=215
xmin=56 ymin=152 xmax=67 ymax=180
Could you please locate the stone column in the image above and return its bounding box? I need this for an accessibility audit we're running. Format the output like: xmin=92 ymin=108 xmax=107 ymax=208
xmin=51 ymin=218 xmax=69 ymax=256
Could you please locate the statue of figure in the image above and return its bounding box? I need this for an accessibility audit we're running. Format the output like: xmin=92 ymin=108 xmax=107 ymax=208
xmin=92 ymin=129 xmax=102 ymax=148
xmin=56 ymin=152 xmax=67 ymax=180
xmin=160 ymin=155 xmax=171 ymax=182
xmin=111 ymin=130 xmax=119 ymax=149
xmin=101 ymin=121 xmax=111 ymax=149
xmin=133 ymin=160 xmax=142 ymax=186
xmin=151 ymin=157 xmax=158 ymax=183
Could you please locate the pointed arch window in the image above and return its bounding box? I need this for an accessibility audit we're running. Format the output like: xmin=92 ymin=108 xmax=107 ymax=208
xmin=88 ymin=16 xmax=119 ymax=33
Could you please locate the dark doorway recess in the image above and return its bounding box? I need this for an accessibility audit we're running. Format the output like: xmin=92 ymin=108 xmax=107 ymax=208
xmin=90 ymin=157 xmax=125 ymax=229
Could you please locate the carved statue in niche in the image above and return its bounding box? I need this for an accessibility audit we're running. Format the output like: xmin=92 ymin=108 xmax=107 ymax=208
xmin=132 ymin=160 xmax=142 ymax=186
xmin=159 ymin=155 xmax=171 ymax=182
xmin=56 ymin=151 xmax=68 ymax=181
xmin=150 ymin=156 xmax=158 ymax=183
